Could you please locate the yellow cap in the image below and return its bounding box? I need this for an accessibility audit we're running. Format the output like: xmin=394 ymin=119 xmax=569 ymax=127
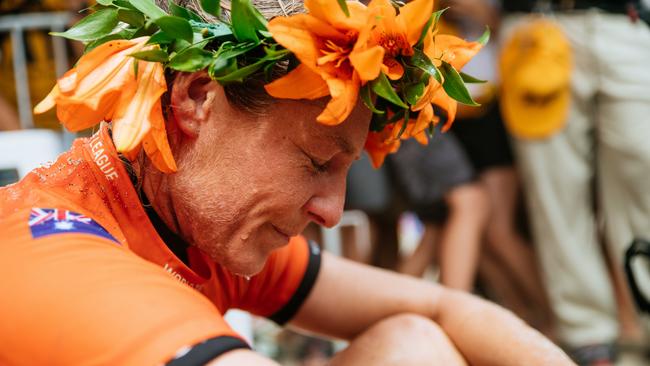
xmin=499 ymin=19 xmax=572 ymax=139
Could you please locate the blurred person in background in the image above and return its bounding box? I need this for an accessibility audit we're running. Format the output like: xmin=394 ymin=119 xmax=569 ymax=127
xmin=441 ymin=0 xmax=555 ymax=337
xmin=392 ymin=133 xmax=490 ymax=292
xmin=495 ymin=1 xmax=650 ymax=365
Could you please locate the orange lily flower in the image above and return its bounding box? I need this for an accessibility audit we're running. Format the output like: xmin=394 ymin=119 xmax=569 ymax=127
xmin=410 ymin=32 xmax=483 ymax=131
xmin=359 ymin=0 xmax=433 ymax=80
xmin=365 ymin=109 xmax=434 ymax=168
xmin=265 ymin=0 xmax=386 ymax=125
xmin=34 ymin=37 xmax=176 ymax=173
xmin=365 ymin=127 xmax=401 ymax=168
xmin=426 ymin=33 xmax=483 ymax=71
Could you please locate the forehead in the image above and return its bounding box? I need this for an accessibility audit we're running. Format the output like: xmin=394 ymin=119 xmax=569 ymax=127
xmin=267 ymin=98 xmax=372 ymax=156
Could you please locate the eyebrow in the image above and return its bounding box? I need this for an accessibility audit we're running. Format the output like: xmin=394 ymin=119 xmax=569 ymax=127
xmin=333 ymin=134 xmax=356 ymax=156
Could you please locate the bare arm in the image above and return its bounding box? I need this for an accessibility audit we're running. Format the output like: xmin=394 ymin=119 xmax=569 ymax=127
xmin=290 ymin=252 xmax=573 ymax=366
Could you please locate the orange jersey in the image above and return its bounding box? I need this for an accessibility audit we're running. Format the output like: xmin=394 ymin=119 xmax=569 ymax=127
xmin=0 ymin=125 xmax=321 ymax=366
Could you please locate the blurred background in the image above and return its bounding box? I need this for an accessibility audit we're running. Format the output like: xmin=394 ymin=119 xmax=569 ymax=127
xmin=1 ymin=1 xmax=650 ymax=365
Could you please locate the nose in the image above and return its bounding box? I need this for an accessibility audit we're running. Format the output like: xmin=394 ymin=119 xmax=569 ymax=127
xmin=304 ymin=175 xmax=346 ymax=228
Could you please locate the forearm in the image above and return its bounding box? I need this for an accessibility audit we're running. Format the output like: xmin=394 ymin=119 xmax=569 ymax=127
xmin=431 ymin=289 xmax=574 ymax=366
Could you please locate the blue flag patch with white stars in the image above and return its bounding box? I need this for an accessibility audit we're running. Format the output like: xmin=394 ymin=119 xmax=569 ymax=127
xmin=28 ymin=208 xmax=118 ymax=243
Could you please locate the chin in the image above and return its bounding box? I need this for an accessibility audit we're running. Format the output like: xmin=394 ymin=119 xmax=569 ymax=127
xmin=211 ymin=244 xmax=272 ymax=277
xmin=223 ymin=257 xmax=267 ymax=277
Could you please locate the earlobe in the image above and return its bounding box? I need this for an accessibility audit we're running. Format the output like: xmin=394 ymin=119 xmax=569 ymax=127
xmin=169 ymin=71 xmax=223 ymax=138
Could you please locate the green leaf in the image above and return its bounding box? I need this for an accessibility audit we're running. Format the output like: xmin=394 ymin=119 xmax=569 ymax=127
xmin=154 ymin=16 xmax=193 ymax=43
xmin=190 ymin=20 xmax=233 ymax=40
xmin=440 ymin=61 xmax=479 ymax=106
xmin=395 ymin=108 xmax=410 ymax=138
xmin=337 ymin=0 xmax=350 ymax=17
xmin=371 ymin=73 xmax=408 ymax=109
xmin=169 ymin=2 xmax=202 ymax=21
xmin=209 ymin=57 xmax=237 ymax=78
xmin=370 ymin=110 xmax=388 ymax=132
xmin=168 ymin=47 xmax=213 ymax=72
xmin=477 ymin=26 xmax=490 ymax=45
xmin=416 ymin=7 xmax=448 ymax=47
xmin=130 ymin=48 xmax=169 ymax=62
xmin=404 ymin=82 xmax=425 ymax=105
xmin=432 ymin=7 xmax=448 ymax=29
xmin=84 ymin=28 xmax=137 ymax=51
xmin=410 ymin=48 xmax=441 ymax=83
xmin=213 ymin=60 xmax=265 ymax=83
xmin=200 ymin=0 xmax=220 ymax=18
xmin=113 ymin=0 xmax=138 ymax=10
xmin=51 ymin=8 xmax=119 ymax=42
xmin=215 ymin=41 xmax=258 ymax=61
xmin=118 ymin=9 xmax=145 ymax=27
xmin=130 ymin=0 xmax=167 ymax=20
xmin=172 ymin=38 xmax=192 ymax=52
xmin=360 ymin=84 xmax=384 ymax=114
xmin=231 ymin=0 xmax=268 ymax=43
xmin=96 ymin=0 xmax=114 ymax=5
xmin=416 ymin=14 xmax=434 ymax=47
xmin=459 ymin=72 xmax=486 ymax=84
xmin=147 ymin=31 xmax=175 ymax=45
xmin=387 ymin=108 xmax=405 ymax=123
xmin=213 ymin=48 xmax=289 ymax=83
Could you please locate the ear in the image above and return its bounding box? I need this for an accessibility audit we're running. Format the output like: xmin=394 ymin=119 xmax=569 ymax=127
xmin=170 ymin=71 xmax=225 ymax=138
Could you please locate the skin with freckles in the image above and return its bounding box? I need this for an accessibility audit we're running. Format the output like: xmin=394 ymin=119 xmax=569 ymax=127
xmin=139 ymin=72 xmax=370 ymax=276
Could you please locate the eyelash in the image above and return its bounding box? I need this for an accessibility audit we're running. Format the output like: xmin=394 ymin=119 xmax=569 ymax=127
xmin=310 ymin=157 xmax=329 ymax=173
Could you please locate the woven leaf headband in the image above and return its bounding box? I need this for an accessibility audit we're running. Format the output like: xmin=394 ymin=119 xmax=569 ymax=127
xmin=34 ymin=0 xmax=488 ymax=172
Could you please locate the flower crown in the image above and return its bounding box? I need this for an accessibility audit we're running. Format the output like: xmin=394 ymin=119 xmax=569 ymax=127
xmin=34 ymin=0 xmax=488 ymax=172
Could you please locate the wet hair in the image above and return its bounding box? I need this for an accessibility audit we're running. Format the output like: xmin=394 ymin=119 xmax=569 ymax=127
xmin=155 ymin=0 xmax=306 ymax=114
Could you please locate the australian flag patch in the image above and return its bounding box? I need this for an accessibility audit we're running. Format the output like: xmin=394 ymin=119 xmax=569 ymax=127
xmin=29 ymin=208 xmax=118 ymax=244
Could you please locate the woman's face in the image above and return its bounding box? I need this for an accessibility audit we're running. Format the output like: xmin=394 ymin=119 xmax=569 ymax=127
xmin=167 ymin=94 xmax=371 ymax=276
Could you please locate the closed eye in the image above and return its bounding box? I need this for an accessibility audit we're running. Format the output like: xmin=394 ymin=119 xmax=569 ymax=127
xmin=310 ymin=157 xmax=329 ymax=173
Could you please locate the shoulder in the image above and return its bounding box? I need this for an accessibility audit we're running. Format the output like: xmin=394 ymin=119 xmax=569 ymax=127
xmin=0 ymin=206 xmax=121 ymax=247
xmin=0 ymin=212 xmax=248 ymax=365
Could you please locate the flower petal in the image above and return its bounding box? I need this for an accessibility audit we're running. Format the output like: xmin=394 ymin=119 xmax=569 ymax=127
xmin=430 ymin=87 xmax=458 ymax=131
xmin=55 ymin=45 xmax=137 ymax=127
xmin=267 ymin=15 xmax=325 ymax=73
xmin=112 ymin=61 xmax=166 ymax=153
xmin=412 ymin=77 xmax=441 ymax=111
xmin=33 ymin=84 xmax=59 ymax=114
xmin=305 ymin=0 xmax=368 ymax=31
xmin=317 ymin=75 xmax=360 ymax=125
xmin=397 ymin=0 xmax=433 ymax=45
xmin=413 ymin=103 xmax=434 ymax=133
xmin=412 ymin=129 xmax=429 ymax=145
xmin=55 ymin=91 xmax=121 ymax=131
xmin=381 ymin=59 xmax=404 ymax=80
xmin=265 ymin=64 xmax=329 ymax=99
xmin=143 ymin=101 xmax=177 ymax=173
xmin=431 ymin=34 xmax=483 ymax=70
xmin=58 ymin=38 xmax=144 ymax=94
xmin=364 ymin=129 xmax=400 ymax=168
xmin=349 ymin=45 xmax=384 ymax=82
